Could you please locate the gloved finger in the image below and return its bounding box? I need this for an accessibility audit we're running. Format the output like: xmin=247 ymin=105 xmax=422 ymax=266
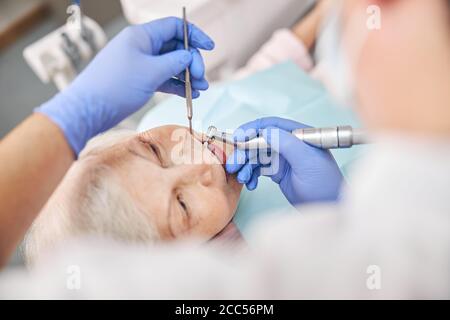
xmin=159 ymin=78 xmax=200 ymax=98
xmin=191 ymin=78 xmax=209 ymax=91
xmin=257 ymin=153 xmax=289 ymax=184
xmin=175 ymin=73 xmax=209 ymax=89
xmin=159 ymin=39 xmax=184 ymax=54
xmin=225 ymin=149 xmax=247 ymax=174
xmin=234 ymin=117 xmax=311 ymax=141
xmin=142 ymin=17 xmax=215 ymax=53
xmin=175 ymin=71 xmax=186 ymax=82
xmin=174 ymin=75 xmax=209 ymax=91
xmin=189 ymin=48 xmax=205 ymax=79
xmin=148 ymin=50 xmax=192 ymax=84
xmin=237 ymin=162 xmax=259 ymax=184
xmin=232 ymin=127 xmax=259 ymax=142
xmin=162 ymin=44 xmax=206 ymax=80
xmin=225 ymin=148 xmax=258 ymax=174
xmin=246 ymin=167 xmax=261 ymax=191
xmin=175 ymin=72 xmax=208 ymax=86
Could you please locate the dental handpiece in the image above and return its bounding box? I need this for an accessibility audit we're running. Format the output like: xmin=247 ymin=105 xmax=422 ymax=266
xmin=206 ymin=125 xmax=368 ymax=150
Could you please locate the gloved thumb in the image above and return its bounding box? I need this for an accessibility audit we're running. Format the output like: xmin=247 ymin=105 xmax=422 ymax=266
xmin=150 ymin=50 xmax=192 ymax=84
xmin=262 ymin=126 xmax=310 ymax=167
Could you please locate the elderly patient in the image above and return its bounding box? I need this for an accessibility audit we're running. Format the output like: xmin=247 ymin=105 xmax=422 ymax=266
xmin=24 ymin=125 xmax=242 ymax=264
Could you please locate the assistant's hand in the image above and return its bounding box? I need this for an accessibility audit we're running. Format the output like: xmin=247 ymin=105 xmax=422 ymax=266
xmin=37 ymin=17 xmax=214 ymax=155
xmin=226 ymin=117 xmax=343 ymax=206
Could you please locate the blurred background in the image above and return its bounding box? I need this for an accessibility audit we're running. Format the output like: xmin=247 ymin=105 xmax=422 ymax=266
xmin=0 ymin=0 xmax=126 ymax=139
xmin=0 ymin=0 xmax=314 ymax=139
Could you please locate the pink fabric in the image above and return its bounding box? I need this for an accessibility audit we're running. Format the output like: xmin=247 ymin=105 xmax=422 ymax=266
xmin=234 ymin=29 xmax=314 ymax=79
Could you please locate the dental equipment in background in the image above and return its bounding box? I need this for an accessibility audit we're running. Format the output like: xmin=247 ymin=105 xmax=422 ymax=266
xmin=72 ymin=0 xmax=98 ymax=54
xmin=206 ymin=125 xmax=368 ymax=150
xmin=63 ymin=0 xmax=98 ymax=70
xmin=183 ymin=7 xmax=194 ymax=135
xmin=23 ymin=0 xmax=107 ymax=90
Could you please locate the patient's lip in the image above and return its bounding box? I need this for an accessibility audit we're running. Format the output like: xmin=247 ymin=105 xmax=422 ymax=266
xmin=191 ymin=131 xmax=225 ymax=164
xmin=207 ymin=143 xmax=229 ymax=184
xmin=191 ymin=130 xmax=229 ymax=182
xmin=208 ymin=143 xmax=226 ymax=164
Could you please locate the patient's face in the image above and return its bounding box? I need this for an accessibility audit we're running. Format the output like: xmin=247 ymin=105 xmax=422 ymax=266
xmin=82 ymin=125 xmax=242 ymax=241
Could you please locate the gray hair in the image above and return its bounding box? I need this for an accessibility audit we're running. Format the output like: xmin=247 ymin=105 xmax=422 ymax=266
xmin=23 ymin=130 xmax=160 ymax=266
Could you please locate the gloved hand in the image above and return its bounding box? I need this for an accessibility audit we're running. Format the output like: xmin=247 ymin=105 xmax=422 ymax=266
xmin=36 ymin=17 xmax=214 ymax=155
xmin=226 ymin=117 xmax=343 ymax=206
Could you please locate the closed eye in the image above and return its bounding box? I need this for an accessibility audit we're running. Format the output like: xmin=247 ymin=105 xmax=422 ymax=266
xmin=177 ymin=194 xmax=189 ymax=217
xmin=150 ymin=144 xmax=159 ymax=158
xmin=147 ymin=142 xmax=163 ymax=165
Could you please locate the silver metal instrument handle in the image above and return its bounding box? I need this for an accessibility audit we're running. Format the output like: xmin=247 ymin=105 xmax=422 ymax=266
xmin=237 ymin=126 xmax=368 ymax=150
xmin=235 ymin=137 xmax=269 ymax=150
xmin=291 ymin=126 xmax=368 ymax=149
xmin=351 ymin=128 xmax=368 ymax=145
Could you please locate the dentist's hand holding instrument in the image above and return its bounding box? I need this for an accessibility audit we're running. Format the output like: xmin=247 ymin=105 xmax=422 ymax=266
xmin=37 ymin=17 xmax=214 ymax=155
xmin=226 ymin=117 xmax=344 ymax=206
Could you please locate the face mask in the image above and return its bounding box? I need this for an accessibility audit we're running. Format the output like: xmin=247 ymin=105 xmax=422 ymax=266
xmin=315 ymin=2 xmax=369 ymax=109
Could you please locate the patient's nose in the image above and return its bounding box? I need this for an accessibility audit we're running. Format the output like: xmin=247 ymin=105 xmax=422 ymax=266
xmin=198 ymin=167 xmax=214 ymax=187
xmin=179 ymin=164 xmax=214 ymax=187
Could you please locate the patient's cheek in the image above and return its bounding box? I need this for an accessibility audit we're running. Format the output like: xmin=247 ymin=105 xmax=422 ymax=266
xmin=213 ymin=201 xmax=236 ymax=236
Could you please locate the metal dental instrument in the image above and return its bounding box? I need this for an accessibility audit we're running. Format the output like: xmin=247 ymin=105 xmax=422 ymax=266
xmin=183 ymin=7 xmax=193 ymax=135
xmin=206 ymin=125 xmax=368 ymax=150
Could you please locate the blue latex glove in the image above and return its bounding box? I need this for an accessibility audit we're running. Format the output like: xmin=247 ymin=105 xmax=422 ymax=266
xmin=226 ymin=117 xmax=344 ymax=206
xmin=36 ymin=17 xmax=214 ymax=155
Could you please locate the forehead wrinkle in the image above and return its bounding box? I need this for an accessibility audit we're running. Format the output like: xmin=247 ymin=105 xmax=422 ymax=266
xmin=137 ymin=129 xmax=153 ymax=139
xmin=137 ymin=131 xmax=170 ymax=153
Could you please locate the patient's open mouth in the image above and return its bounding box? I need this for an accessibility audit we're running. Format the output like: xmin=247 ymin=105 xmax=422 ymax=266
xmin=193 ymin=132 xmax=230 ymax=183
xmin=206 ymin=142 xmax=230 ymax=183
xmin=207 ymin=143 xmax=226 ymax=164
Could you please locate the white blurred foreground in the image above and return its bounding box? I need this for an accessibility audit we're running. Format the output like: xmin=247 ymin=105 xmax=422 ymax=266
xmin=1 ymin=138 xmax=449 ymax=299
